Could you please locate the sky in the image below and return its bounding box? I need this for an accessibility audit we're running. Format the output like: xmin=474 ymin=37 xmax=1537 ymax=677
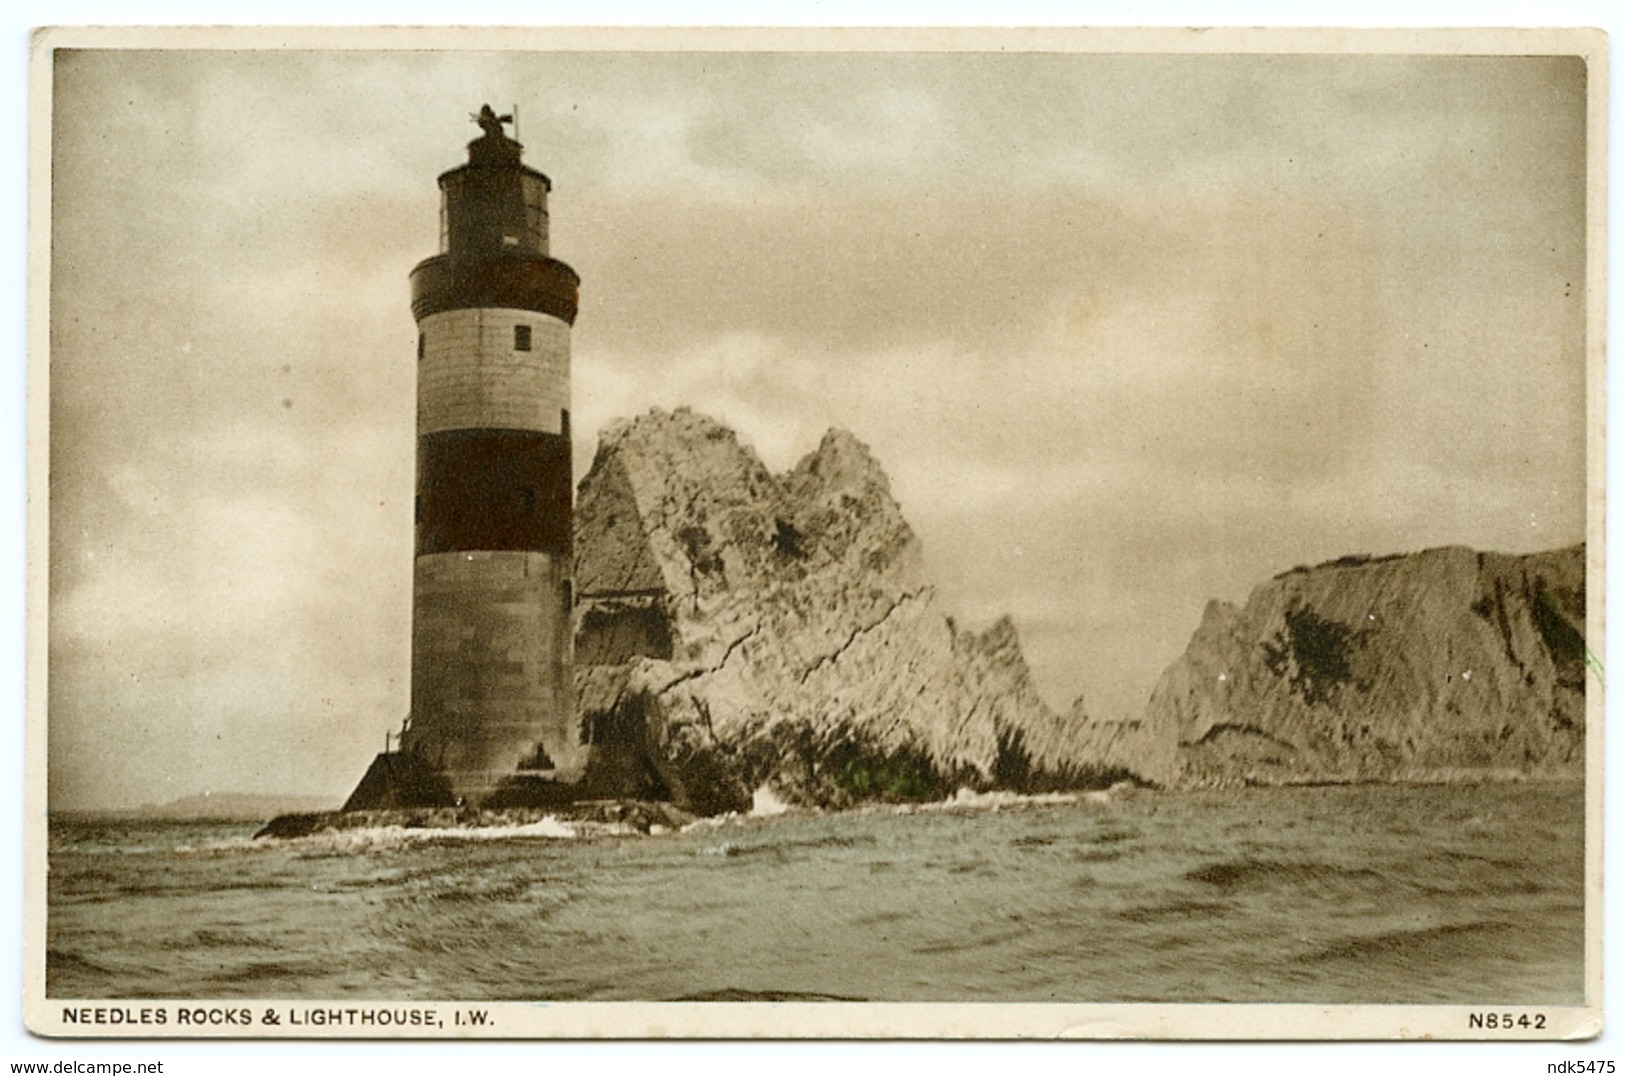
xmin=43 ymin=37 xmax=1594 ymax=811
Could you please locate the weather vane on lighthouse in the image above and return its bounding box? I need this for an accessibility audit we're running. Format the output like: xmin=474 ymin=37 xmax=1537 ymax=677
xmin=471 ymin=103 xmax=514 ymax=139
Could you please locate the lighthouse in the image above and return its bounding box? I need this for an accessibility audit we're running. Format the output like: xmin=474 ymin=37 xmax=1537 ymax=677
xmin=346 ymin=106 xmax=582 ymax=809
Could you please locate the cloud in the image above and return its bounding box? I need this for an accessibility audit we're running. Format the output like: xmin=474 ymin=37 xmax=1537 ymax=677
xmin=45 ymin=48 xmax=1591 ymax=806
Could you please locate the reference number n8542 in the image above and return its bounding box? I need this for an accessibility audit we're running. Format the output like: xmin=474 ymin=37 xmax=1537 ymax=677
xmin=1467 ymin=1011 xmax=1546 ymax=1031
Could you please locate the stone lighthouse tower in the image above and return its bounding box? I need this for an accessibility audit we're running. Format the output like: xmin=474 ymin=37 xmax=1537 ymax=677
xmin=346 ymin=106 xmax=582 ymax=809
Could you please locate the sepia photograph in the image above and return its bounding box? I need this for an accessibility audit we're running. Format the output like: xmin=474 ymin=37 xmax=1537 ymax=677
xmin=25 ymin=25 xmax=1604 ymax=1040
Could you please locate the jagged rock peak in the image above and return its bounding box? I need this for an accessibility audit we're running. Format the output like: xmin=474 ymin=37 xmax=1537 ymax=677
xmin=578 ymin=408 xmax=925 ymax=598
xmin=791 ymin=427 xmax=895 ymax=498
xmin=596 ymin=405 xmax=738 ymax=449
xmin=592 ymin=409 xmax=900 ymax=517
xmin=573 ymin=409 xmax=1130 ymax=813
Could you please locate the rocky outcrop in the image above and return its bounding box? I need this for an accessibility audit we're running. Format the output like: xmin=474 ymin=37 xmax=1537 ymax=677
xmin=572 ymin=408 xmax=1129 ymax=814
xmin=255 ymin=801 xmax=697 ymax=840
xmin=1137 ymin=545 xmax=1588 ymax=788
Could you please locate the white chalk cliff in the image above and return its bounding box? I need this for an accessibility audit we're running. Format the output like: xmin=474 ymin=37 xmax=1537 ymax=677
xmin=572 ymin=408 xmax=1124 ymax=813
xmin=1136 ymin=545 xmax=1588 ymax=787
xmin=570 ymin=410 xmax=1587 ymax=807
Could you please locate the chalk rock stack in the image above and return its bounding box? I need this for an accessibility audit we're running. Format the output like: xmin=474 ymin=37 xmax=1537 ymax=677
xmin=572 ymin=408 xmax=1123 ymax=813
xmin=1139 ymin=545 xmax=1588 ymax=787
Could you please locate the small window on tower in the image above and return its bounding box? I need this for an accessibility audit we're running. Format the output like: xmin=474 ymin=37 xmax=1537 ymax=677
xmin=514 ymin=325 xmax=532 ymax=352
xmin=417 ymin=332 xmax=425 ymax=360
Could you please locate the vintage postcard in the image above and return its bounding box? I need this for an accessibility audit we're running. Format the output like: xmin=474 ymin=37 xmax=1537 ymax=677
xmin=25 ymin=25 xmax=1606 ymax=1040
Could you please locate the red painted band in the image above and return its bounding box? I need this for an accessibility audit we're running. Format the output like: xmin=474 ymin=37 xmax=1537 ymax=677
xmin=410 ymin=254 xmax=580 ymax=325
xmin=416 ymin=423 xmax=572 ymax=556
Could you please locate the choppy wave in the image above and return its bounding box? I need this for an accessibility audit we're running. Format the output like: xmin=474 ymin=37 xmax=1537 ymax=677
xmin=1185 ymin=856 xmax=1391 ymax=893
xmin=179 ymin=816 xmax=635 ymax=856
xmin=47 ymin=783 xmax=1586 ymax=1004
xmin=749 ymin=785 xmax=794 ymax=816
xmin=46 ymin=948 xmax=112 ymax=975
xmin=672 ymin=988 xmax=867 ymax=1002
xmin=689 ymin=782 xmax=1132 ymax=833
xmin=1303 ymin=921 xmax=1514 ymax=964
xmin=1117 ymin=898 xmax=1233 ymax=924
xmin=696 ymin=832 xmax=875 ymax=859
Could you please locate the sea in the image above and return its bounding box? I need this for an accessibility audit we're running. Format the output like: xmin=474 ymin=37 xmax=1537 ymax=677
xmin=45 ymin=782 xmax=1587 ymax=1005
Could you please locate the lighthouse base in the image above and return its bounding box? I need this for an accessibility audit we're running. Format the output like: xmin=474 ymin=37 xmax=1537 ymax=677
xmin=341 ymin=752 xmax=453 ymax=810
xmin=341 ymin=751 xmax=583 ymax=812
